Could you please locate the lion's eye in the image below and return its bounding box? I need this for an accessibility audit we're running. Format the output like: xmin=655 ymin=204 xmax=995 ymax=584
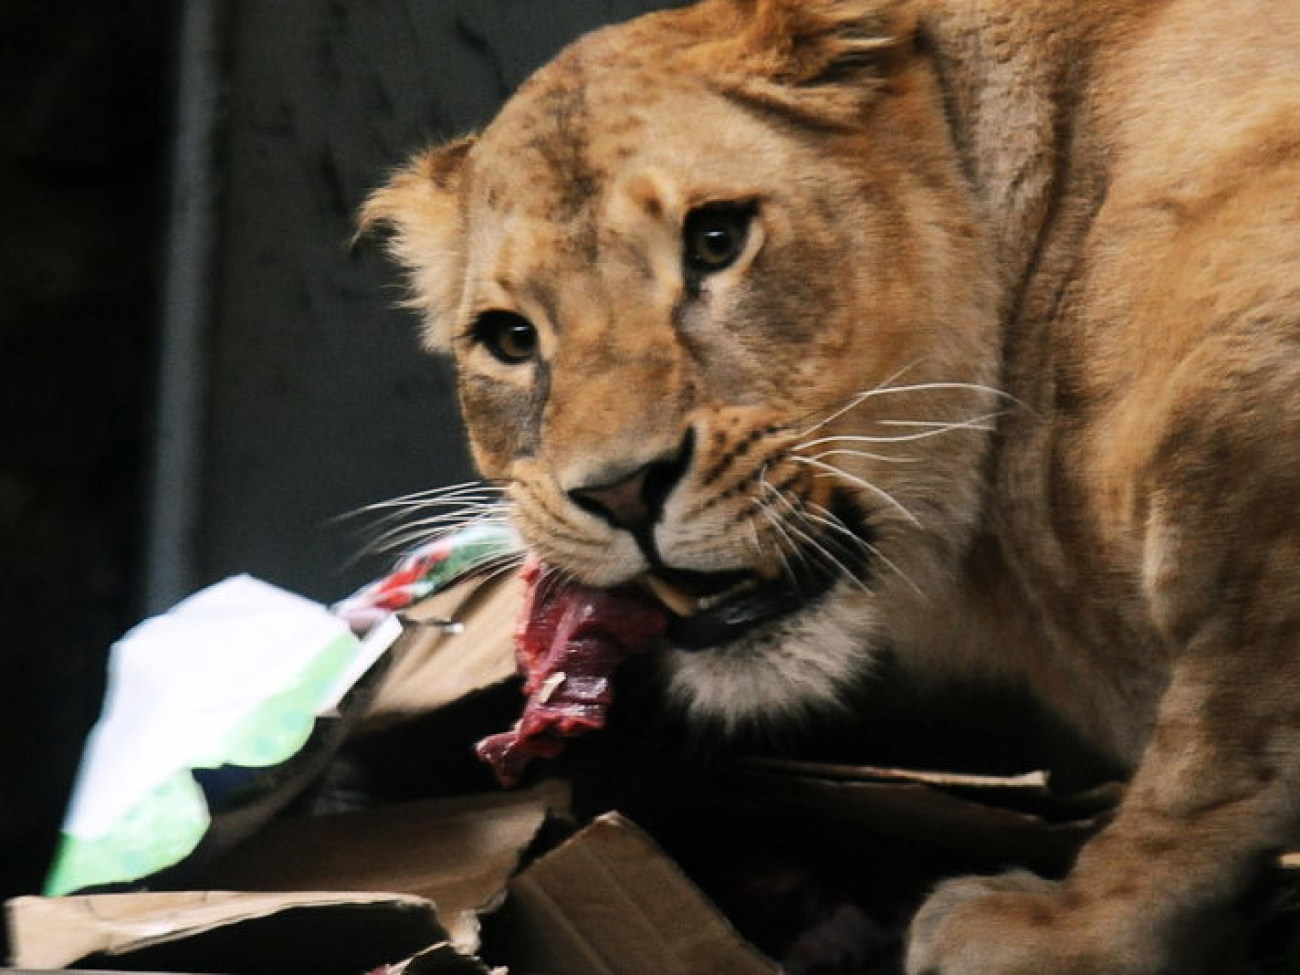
xmin=683 ymin=203 xmax=753 ymax=275
xmin=471 ymin=310 xmax=538 ymax=364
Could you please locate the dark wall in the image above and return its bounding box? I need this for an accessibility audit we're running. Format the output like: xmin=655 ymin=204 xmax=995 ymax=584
xmin=0 ymin=0 xmax=175 ymax=902
xmin=0 ymin=0 xmax=686 ymax=909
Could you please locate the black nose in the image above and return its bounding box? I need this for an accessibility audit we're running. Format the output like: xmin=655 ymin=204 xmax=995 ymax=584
xmin=568 ymin=429 xmax=695 ymax=533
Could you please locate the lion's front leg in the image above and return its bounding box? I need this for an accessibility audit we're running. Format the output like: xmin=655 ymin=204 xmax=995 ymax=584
xmin=906 ymin=647 xmax=1300 ymax=975
xmin=906 ymin=871 xmax=1086 ymax=975
xmin=904 ymin=866 xmax=1221 ymax=975
xmin=904 ymin=869 xmax=1194 ymax=975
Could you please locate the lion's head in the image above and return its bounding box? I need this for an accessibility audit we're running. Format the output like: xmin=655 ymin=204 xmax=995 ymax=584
xmin=366 ymin=0 xmax=1003 ymax=727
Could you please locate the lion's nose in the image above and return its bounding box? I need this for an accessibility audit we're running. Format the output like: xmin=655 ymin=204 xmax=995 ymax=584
xmin=568 ymin=429 xmax=695 ymax=533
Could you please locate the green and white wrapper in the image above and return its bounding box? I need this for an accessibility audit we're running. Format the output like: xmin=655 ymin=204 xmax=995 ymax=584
xmin=45 ymin=575 xmax=399 ymax=896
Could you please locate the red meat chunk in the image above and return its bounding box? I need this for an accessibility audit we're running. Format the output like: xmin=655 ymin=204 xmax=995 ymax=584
xmin=476 ymin=559 xmax=666 ymax=785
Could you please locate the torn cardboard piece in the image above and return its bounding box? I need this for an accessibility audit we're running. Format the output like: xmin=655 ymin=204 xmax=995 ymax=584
xmin=6 ymin=890 xmax=450 ymax=974
xmin=700 ymin=757 xmax=1114 ymax=873
xmin=576 ymin=753 xmax=1111 ymax=872
xmin=493 ymin=812 xmax=779 ymax=975
xmin=357 ymin=573 xmax=522 ymax=733
xmin=5 ymin=810 xmax=772 ymax=975
xmin=186 ymin=785 xmax=564 ymax=953
xmin=562 ymin=757 xmax=1115 ymax=969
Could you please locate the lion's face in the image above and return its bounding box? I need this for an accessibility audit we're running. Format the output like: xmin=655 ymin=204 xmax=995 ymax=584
xmin=369 ymin=0 xmax=1003 ymax=726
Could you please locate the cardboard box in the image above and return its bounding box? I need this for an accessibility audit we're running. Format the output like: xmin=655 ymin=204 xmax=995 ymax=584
xmin=5 ymin=811 xmax=776 ymax=974
xmin=188 ymin=786 xmax=560 ymax=951
xmin=8 ymin=572 xmax=1135 ymax=973
xmin=5 ymin=889 xmax=473 ymax=974
xmin=491 ymin=812 xmax=779 ymax=974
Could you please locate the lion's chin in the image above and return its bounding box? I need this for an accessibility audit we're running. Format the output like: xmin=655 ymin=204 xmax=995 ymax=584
xmin=659 ymin=584 xmax=880 ymax=732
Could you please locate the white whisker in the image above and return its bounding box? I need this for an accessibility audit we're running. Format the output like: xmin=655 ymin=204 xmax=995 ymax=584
xmin=797 ymin=412 xmax=1001 ymax=449
xmin=799 ymin=498 xmax=874 ymax=559
xmin=804 ymin=500 xmax=925 ymax=598
xmin=368 ymin=504 xmax=510 ymax=538
xmin=338 ymin=479 xmax=510 ymax=566
xmin=794 ymin=376 xmax=1024 ymax=440
xmin=877 ymin=417 xmax=995 ymax=429
xmin=807 ymin=449 xmax=918 ymax=465
xmin=364 ymin=525 xmax=497 ymax=560
xmin=793 ymin=361 xmax=925 ymax=437
xmin=751 ymin=485 xmax=805 ymax=585
xmin=744 ymin=517 xmax=766 ymax=564
xmin=470 ymin=551 xmax=529 ymax=588
xmin=790 ymin=455 xmax=923 ymax=529
xmin=533 ymin=560 xmax=578 ymax=606
xmin=346 ymin=480 xmax=504 ymax=516
xmin=359 ymin=500 xmax=504 ymax=528
xmin=355 ymin=500 xmax=514 ymax=561
xmin=758 ymin=480 xmax=868 ymax=593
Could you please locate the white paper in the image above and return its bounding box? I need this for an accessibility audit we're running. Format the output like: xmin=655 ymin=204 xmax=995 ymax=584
xmin=63 ymin=575 xmax=361 ymax=839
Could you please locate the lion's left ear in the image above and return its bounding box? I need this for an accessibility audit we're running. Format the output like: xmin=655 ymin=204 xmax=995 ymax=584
xmin=359 ymin=135 xmax=476 ymax=351
xmin=697 ymin=0 xmax=917 ymax=121
xmin=754 ymin=0 xmax=915 ymax=81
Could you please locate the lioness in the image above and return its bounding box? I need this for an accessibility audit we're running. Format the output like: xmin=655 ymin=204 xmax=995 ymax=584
xmin=365 ymin=0 xmax=1300 ymax=970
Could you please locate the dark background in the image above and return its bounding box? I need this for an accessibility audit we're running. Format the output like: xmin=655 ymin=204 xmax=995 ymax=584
xmin=0 ymin=0 xmax=685 ymax=907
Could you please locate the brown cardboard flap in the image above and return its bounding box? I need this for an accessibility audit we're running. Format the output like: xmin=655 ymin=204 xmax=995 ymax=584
xmin=737 ymin=756 xmax=1049 ymax=791
xmin=188 ymin=786 xmax=562 ymax=951
xmin=671 ymin=758 xmax=1112 ymax=875
xmin=498 ymin=812 xmax=779 ymax=975
xmin=6 ymin=890 xmax=443 ymax=972
xmin=730 ymin=771 xmax=1093 ymax=871
xmin=358 ymin=574 xmax=522 ymax=732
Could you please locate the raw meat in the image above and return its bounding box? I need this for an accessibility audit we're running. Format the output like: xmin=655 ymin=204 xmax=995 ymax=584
xmin=476 ymin=559 xmax=666 ymax=785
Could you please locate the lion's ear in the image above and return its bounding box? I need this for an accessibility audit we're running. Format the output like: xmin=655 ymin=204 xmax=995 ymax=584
xmin=360 ymin=135 xmax=476 ymax=351
xmin=749 ymin=0 xmax=917 ymax=85
xmin=700 ymin=0 xmax=916 ymax=121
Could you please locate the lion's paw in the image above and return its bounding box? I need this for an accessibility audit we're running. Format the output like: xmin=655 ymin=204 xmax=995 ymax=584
xmin=905 ymin=871 xmax=1077 ymax=975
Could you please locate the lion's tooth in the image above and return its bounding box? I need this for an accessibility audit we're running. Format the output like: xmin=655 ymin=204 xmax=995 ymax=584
xmin=643 ymin=575 xmax=700 ymax=618
xmin=698 ymin=576 xmax=759 ymax=611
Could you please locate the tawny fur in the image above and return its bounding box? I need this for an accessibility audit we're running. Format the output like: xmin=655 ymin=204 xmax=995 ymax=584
xmin=365 ymin=0 xmax=1300 ymax=970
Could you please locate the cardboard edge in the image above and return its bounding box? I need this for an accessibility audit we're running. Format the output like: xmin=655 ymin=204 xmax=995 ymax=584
xmin=500 ymin=812 xmax=781 ymax=975
xmin=6 ymin=890 xmax=435 ymax=970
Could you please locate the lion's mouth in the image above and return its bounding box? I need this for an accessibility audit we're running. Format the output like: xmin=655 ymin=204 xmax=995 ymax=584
xmin=641 ymin=557 xmax=847 ymax=651
xmin=638 ymin=494 xmax=874 ymax=650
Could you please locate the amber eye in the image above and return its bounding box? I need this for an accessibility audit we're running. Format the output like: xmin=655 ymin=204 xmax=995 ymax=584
xmin=683 ymin=203 xmax=754 ymax=275
xmin=472 ymin=310 xmax=538 ymax=364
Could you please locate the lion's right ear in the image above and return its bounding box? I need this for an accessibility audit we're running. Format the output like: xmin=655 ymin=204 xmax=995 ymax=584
xmin=359 ymin=135 xmax=476 ymax=351
xmin=693 ymin=0 xmax=916 ymax=124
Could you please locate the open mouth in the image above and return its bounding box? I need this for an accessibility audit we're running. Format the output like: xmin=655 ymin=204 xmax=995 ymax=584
xmin=641 ymin=546 xmax=864 ymax=651
xmin=641 ymin=567 xmax=818 ymax=650
xmin=639 ymin=494 xmax=875 ymax=650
